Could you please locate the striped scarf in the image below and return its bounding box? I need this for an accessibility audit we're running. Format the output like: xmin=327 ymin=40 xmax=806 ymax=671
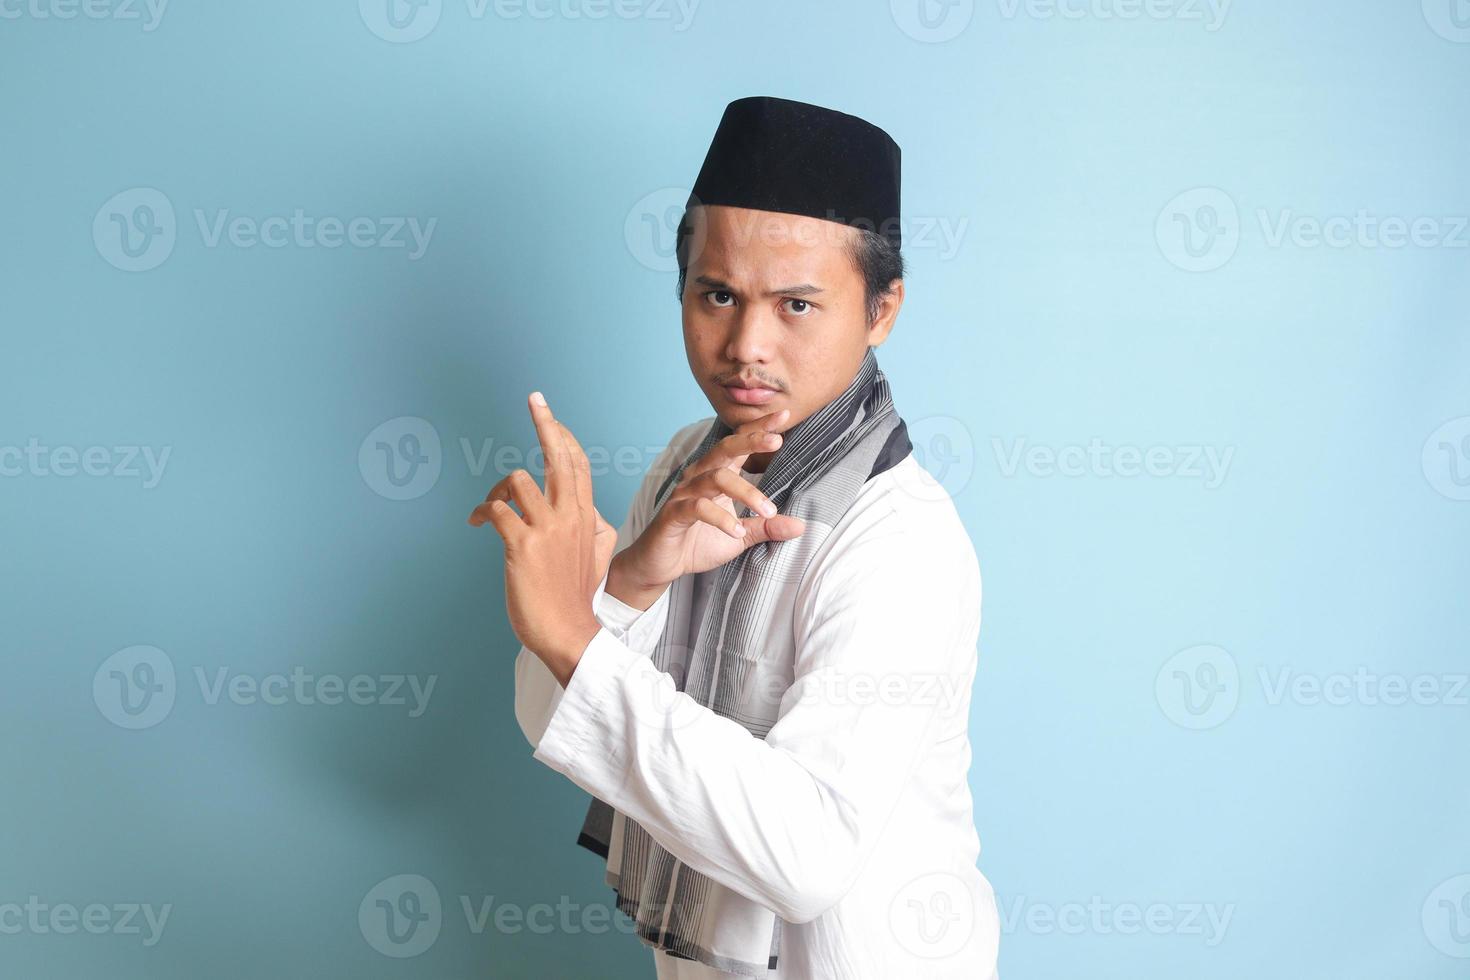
xmin=575 ymin=347 xmax=911 ymax=977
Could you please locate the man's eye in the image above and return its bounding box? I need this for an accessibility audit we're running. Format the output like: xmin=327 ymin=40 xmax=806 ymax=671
xmin=705 ymin=291 xmax=735 ymax=307
xmin=782 ymin=298 xmax=813 ymax=316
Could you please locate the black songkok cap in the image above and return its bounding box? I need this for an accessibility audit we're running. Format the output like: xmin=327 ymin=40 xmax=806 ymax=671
xmin=686 ymin=96 xmax=903 ymax=250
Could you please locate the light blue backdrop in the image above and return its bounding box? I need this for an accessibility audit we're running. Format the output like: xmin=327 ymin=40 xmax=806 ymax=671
xmin=3 ymin=1 xmax=1468 ymax=977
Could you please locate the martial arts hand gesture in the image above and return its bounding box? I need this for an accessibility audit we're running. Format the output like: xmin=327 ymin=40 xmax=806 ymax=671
xmin=466 ymin=392 xmax=614 ymax=686
xmin=607 ymin=408 xmax=806 ymax=611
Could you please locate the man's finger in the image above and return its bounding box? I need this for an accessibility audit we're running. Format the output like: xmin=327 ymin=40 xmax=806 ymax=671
xmin=554 ymin=418 xmax=597 ymax=585
xmin=733 ymin=407 xmax=789 ymax=435
xmin=475 ymin=469 xmax=552 ymax=525
xmin=694 ymin=497 xmax=746 ymax=539
xmin=683 ymin=413 xmax=787 ymax=483
xmin=737 ymin=513 xmax=806 ymax=545
xmin=528 ymin=390 xmax=570 ymax=509
xmin=468 ymin=498 xmax=527 ymax=540
xmin=555 ymin=420 xmax=594 ymax=519
xmin=683 ymin=466 xmax=779 ymax=518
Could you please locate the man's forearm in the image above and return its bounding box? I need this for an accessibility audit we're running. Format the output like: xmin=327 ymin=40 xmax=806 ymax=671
xmin=605 ymin=548 xmax=671 ymax=612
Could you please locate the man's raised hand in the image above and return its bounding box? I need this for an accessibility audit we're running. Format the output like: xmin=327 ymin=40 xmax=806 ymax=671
xmin=607 ymin=408 xmax=807 ymax=610
xmin=467 ymin=391 xmax=615 ymax=686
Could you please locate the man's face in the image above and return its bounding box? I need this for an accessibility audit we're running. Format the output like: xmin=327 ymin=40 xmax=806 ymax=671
xmin=681 ymin=205 xmax=900 ymax=451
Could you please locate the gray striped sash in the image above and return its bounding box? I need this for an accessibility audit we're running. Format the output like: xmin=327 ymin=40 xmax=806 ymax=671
xmin=576 ymin=347 xmax=910 ymax=976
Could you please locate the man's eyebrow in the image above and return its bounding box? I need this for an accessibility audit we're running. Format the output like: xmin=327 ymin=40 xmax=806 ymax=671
xmin=693 ymin=276 xmax=824 ymax=298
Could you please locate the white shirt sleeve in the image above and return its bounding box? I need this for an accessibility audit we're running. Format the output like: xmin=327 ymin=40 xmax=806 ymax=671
xmin=528 ymin=504 xmax=982 ymax=926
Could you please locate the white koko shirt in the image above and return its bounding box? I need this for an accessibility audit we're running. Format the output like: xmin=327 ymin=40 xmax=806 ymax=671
xmin=514 ymin=417 xmax=1001 ymax=980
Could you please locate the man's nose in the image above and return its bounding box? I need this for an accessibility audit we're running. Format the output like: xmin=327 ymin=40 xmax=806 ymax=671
xmin=723 ymin=306 xmax=779 ymax=364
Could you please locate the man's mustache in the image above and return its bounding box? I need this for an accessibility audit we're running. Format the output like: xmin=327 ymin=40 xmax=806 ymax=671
xmin=715 ymin=372 xmax=785 ymax=390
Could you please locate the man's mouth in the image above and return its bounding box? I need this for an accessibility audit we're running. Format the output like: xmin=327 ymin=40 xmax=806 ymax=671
xmin=720 ymin=379 xmax=781 ymax=406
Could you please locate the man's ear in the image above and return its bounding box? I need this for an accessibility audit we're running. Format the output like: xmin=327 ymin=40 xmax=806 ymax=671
xmin=867 ymin=278 xmax=905 ymax=347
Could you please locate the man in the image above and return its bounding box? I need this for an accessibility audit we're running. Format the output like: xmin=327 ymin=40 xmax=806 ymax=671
xmin=469 ymin=96 xmax=1000 ymax=979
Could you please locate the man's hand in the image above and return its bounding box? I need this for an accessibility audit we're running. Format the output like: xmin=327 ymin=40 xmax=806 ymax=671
xmin=608 ymin=408 xmax=807 ymax=611
xmin=467 ymin=392 xmax=618 ymax=687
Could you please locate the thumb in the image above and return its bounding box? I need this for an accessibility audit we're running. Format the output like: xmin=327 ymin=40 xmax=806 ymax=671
xmin=739 ymin=514 xmax=806 ymax=546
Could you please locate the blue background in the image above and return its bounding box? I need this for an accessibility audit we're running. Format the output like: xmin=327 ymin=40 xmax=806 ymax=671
xmin=3 ymin=0 xmax=1468 ymax=977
